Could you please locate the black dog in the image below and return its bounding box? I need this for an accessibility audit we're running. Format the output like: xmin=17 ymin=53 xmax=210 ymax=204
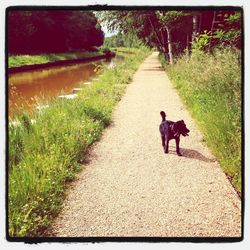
xmin=159 ymin=111 xmax=190 ymax=156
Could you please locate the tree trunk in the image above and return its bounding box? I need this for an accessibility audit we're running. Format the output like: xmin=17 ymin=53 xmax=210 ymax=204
xmin=198 ymin=12 xmax=202 ymax=33
xmin=210 ymin=11 xmax=216 ymax=33
xmin=192 ymin=14 xmax=199 ymax=43
xmin=166 ymin=26 xmax=174 ymax=64
xmin=160 ymin=29 xmax=166 ymax=53
xmin=208 ymin=11 xmax=216 ymax=51
xmin=148 ymin=17 xmax=165 ymax=53
xmin=186 ymin=33 xmax=190 ymax=60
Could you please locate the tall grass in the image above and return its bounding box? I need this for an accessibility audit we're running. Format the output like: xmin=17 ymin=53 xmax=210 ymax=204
xmin=160 ymin=48 xmax=242 ymax=192
xmin=8 ymin=47 xmax=150 ymax=237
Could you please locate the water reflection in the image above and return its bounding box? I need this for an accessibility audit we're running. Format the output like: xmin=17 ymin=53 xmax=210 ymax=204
xmin=8 ymin=60 xmax=105 ymax=118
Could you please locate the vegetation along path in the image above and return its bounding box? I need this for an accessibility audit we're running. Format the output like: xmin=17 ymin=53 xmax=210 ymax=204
xmin=51 ymin=52 xmax=241 ymax=237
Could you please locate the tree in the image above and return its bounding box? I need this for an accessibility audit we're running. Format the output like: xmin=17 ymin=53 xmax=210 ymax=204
xmin=103 ymin=32 xmax=144 ymax=48
xmin=100 ymin=10 xmax=192 ymax=63
xmin=191 ymin=10 xmax=241 ymax=52
xmin=8 ymin=10 xmax=105 ymax=54
xmin=8 ymin=11 xmax=37 ymax=53
xmin=100 ymin=9 xmax=242 ymax=63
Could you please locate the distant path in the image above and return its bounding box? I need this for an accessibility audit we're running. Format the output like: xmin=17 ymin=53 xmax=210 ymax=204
xmin=51 ymin=52 xmax=241 ymax=237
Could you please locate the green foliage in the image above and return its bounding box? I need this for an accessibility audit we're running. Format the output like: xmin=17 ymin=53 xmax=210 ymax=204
xmin=8 ymin=55 xmax=50 ymax=67
xmin=100 ymin=11 xmax=159 ymax=48
xmin=8 ymin=10 xmax=104 ymax=54
xmin=213 ymin=29 xmax=241 ymax=48
xmin=99 ymin=47 xmax=115 ymax=57
xmin=104 ymin=34 xmax=124 ymax=48
xmin=192 ymin=31 xmax=212 ymax=51
xmin=104 ymin=33 xmax=145 ymax=48
xmin=100 ymin=46 xmax=111 ymax=54
xmin=8 ymin=47 xmax=150 ymax=237
xmin=225 ymin=13 xmax=241 ymax=22
xmin=192 ymin=11 xmax=241 ymax=52
xmin=160 ymin=49 xmax=241 ymax=192
xmin=209 ymin=11 xmax=241 ymax=49
xmin=156 ymin=10 xmax=187 ymax=26
xmin=100 ymin=10 xmax=242 ymax=63
xmin=8 ymin=51 xmax=103 ymax=68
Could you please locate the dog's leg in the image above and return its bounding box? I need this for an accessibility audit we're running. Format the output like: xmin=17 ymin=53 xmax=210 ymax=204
xmin=164 ymin=136 xmax=169 ymax=153
xmin=161 ymin=135 xmax=165 ymax=147
xmin=175 ymin=137 xmax=182 ymax=156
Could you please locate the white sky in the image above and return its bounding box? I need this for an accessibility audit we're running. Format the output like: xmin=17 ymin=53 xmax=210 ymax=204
xmin=102 ymin=25 xmax=118 ymax=37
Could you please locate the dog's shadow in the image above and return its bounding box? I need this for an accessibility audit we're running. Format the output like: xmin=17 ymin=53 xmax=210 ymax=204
xmin=168 ymin=147 xmax=215 ymax=163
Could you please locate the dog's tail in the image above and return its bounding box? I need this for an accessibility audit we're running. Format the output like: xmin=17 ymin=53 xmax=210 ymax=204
xmin=160 ymin=111 xmax=166 ymax=121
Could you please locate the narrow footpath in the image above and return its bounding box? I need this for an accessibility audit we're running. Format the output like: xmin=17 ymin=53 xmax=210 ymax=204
xmin=51 ymin=52 xmax=241 ymax=237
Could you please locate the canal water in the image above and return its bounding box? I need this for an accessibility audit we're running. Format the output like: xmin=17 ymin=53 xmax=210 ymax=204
xmin=8 ymin=58 xmax=118 ymax=118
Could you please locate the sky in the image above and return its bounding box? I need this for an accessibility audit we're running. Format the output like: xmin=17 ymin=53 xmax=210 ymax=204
xmin=102 ymin=24 xmax=118 ymax=37
xmin=94 ymin=10 xmax=118 ymax=37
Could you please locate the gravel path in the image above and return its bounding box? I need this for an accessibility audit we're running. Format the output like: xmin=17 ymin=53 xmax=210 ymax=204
xmin=51 ymin=52 xmax=241 ymax=237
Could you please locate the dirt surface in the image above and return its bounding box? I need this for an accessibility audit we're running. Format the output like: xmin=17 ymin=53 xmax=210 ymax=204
xmin=51 ymin=52 xmax=241 ymax=237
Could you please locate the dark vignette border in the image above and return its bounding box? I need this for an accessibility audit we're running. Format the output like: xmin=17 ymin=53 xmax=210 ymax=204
xmin=5 ymin=4 xmax=244 ymax=244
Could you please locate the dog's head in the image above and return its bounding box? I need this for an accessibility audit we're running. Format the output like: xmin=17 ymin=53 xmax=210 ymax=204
xmin=174 ymin=120 xmax=190 ymax=137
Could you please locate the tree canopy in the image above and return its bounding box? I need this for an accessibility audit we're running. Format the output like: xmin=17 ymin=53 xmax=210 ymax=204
xmin=8 ymin=9 xmax=241 ymax=60
xmin=100 ymin=10 xmax=241 ymax=63
xmin=8 ymin=10 xmax=105 ymax=54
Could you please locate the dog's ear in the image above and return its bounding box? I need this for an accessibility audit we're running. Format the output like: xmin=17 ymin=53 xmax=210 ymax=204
xmin=160 ymin=111 xmax=166 ymax=118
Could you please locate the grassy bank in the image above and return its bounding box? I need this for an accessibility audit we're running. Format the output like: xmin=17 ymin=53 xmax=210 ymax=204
xmin=8 ymin=47 xmax=150 ymax=237
xmin=160 ymin=49 xmax=242 ymax=192
xmin=8 ymin=51 xmax=103 ymax=68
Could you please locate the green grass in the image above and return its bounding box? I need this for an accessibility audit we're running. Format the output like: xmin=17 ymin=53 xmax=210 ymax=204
xmin=159 ymin=48 xmax=242 ymax=192
xmin=8 ymin=51 xmax=103 ymax=68
xmin=8 ymin=47 xmax=150 ymax=237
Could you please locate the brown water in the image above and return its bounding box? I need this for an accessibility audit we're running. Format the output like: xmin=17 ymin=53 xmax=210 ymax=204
xmin=8 ymin=60 xmax=112 ymax=118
